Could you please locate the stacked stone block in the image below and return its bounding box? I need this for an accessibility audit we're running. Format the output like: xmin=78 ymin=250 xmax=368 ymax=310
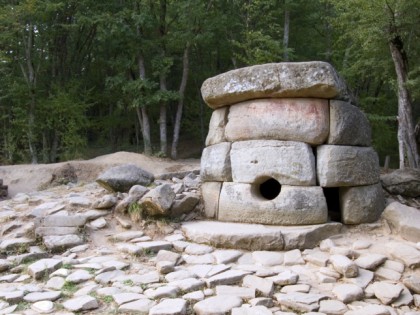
xmin=200 ymin=62 xmax=384 ymax=225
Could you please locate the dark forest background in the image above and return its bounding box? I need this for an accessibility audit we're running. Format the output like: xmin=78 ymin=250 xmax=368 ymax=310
xmin=0 ymin=0 xmax=419 ymax=167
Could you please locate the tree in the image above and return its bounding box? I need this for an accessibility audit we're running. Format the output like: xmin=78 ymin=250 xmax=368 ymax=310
xmin=328 ymin=0 xmax=420 ymax=168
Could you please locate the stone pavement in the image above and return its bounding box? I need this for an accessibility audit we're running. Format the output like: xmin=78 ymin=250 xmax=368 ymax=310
xmin=0 ymin=180 xmax=419 ymax=314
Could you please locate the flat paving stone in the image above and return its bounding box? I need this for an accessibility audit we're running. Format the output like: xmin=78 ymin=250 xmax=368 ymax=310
xmin=354 ymin=254 xmax=387 ymax=270
xmin=149 ymin=298 xmax=187 ymax=315
xmin=31 ymin=300 xmax=55 ymax=313
xmin=193 ymin=295 xmax=243 ymax=315
xmin=62 ymin=295 xmax=99 ymax=312
xmin=28 ymin=258 xmax=62 ymax=280
xmin=332 ymin=283 xmax=364 ymax=303
xmin=232 ymin=305 xmax=272 ymax=315
xmin=215 ymin=285 xmax=255 ymax=299
xmin=119 ymin=299 xmax=156 ymax=314
xmin=206 ymin=270 xmax=250 ymax=287
xmin=212 ymin=249 xmax=243 ymax=264
xmin=112 ymin=292 xmax=147 ymax=305
xmin=24 ymin=290 xmax=61 ymax=302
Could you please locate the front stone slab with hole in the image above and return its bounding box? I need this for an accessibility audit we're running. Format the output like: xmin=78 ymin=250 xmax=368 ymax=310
xmin=199 ymin=61 xmax=384 ymax=233
xmin=219 ymin=183 xmax=327 ymax=225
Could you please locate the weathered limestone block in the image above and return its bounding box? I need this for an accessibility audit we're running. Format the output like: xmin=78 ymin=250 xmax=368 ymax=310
xmin=328 ymin=100 xmax=371 ymax=146
xmin=382 ymin=202 xmax=420 ymax=243
xmin=201 ymin=182 xmax=222 ymax=218
xmin=230 ymin=140 xmax=316 ymax=186
xmin=140 ymin=184 xmax=176 ymax=216
xmin=200 ymin=142 xmax=232 ymax=182
xmin=225 ymin=99 xmax=329 ymax=145
xmin=218 ymin=183 xmax=327 ymax=225
xmin=317 ymin=145 xmax=380 ymax=187
xmin=201 ymin=61 xmax=350 ymax=109
xmin=339 ymin=183 xmax=384 ymax=224
xmin=205 ymin=107 xmax=228 ymax=146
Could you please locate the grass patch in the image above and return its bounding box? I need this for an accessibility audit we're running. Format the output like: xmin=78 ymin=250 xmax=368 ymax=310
xmin=62 ymin=281 xmax=78 ymax=297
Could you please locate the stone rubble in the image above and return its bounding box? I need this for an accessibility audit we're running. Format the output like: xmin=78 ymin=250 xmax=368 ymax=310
xmin=0 ymin=168 xmax=418 ymax=315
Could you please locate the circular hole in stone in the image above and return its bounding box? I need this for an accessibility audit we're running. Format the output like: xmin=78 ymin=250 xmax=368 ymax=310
xmin=259 ymin=178 xmax=281 ymax=200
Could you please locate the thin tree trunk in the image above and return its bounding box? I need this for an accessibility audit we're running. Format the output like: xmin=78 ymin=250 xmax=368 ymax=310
xmin=159 ymin=73 xmax=168 ymax=156
xmin=21 ymin=23 xmax=38 ymax=164
xmin=171 ymin=43 xmax=190 ymax=159
xmin=283 ymin=1 xmax=290 ymax=61
xmin=137 ymin=52 xmax=152 ymax=155
xmin=389 ymin=38 xmax=419 ymax=168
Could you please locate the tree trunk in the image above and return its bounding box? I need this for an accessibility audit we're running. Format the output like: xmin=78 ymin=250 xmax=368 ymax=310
xmin=159 ymin=73 xmax=168 ymax=156
xmin=21 ymin=23 xmax=38 ymax=164
xmin=283 ymin=1 xmax=290 ymax=61
xmin=389 ymin=37 xmax=419 ymax=168
xmin=171 ymin=43 xmax=190 ymax=159
xmin=137 ymin=52 xmax=152 ymax=155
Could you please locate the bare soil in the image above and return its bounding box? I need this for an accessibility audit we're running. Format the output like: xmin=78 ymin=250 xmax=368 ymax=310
xmin=0 ymin=151 xmax=200 ymax=197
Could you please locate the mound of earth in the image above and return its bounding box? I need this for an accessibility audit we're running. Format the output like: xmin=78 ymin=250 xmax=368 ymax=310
xmin=0 ymin=151 xmax=200 ymax=197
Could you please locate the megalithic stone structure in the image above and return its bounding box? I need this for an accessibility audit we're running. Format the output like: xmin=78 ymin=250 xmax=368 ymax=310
xmin=200 ymin=61 xmax=384 ymax=225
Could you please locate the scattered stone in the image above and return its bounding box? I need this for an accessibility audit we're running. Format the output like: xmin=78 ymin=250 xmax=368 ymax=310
xmin=280 ymin=284 xmax=311 ymax=294
xmin=28 ymin=258 xmax=62 ymax=280
xmin=206 ymin=270 xmax=250 ymax=287
xmin=66 ymin=269 xmax=93 ymax=284
xmin=386 ymin=242 xmax=420 ymax=268
xmin=381 ymin=168 xmax=420 ymax=197
xmin=213 ymin=249 xmax=243 ymax=264
xmin=354 ymin=254 xmax=387 ymax=270
xmin=119 ymin=298 xmax=156 ymax=314
xmin=403 ymin=275 xmax=420 ymax=294
xmin=62 ymin=295 xmax=99 ymax=312
xmin=112 ymin=231 xmax=144 ymax=242
xmin=31 ymin=300 xmax=55 ymax=314
xmin=242 ymin=275 xmax=274 ymax=297
xmin=253 ymin=251 xmax=284 ymax=266
xmin=183 ymin=290 xmax=205 ymax=302
xmin=275 ymin=292 xmax=327 ymax=313
xmin=24 ymin=290 xmax=61 ymax=302
xmin=329 ymin=254 xmax=358 ymax=278
xmin=185 ymin=243 xmax=214 ymax=255
xmin=140 ymin=184 xmax=176 ymax=216
xmin=375 ymin=266 xmax=402 ymax=282
xmin=149 ymin=298 xmax=187 ymax=315
xmin=90 ymin=217 xmax=107 ymax=229
xmin=284 ymin=249 xmax=305 ymax=265
xmin=232 ymin=305 xmax=273 ymax=315
xmin=382 ymin=202 xmax=420 ymax=242
xmin=319 ymin=299 xmax=348 ymax=315
xmin=332 ymin=284 xmax=364 ymax=303
xmin=193 ymin=296 xmax=242 ymax=315
xmin=0 ymin=237 xmax=34 ymax=252
xmin=215 ymin=285 xmax=255 ymax=299
xmin=373 ymin=282 xmax=403 ymax=305
xmin=96 ymin=164 xmax=154 ymax=192
xmin=268 ymin=270 xmax=299 ymax=285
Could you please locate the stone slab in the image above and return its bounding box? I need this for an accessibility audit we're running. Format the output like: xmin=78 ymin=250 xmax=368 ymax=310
xmin=205 ymin=107 xmax=228 ymax=146
xmin=200 ymin=182 xmax=222 ymax=219
xmin=218 ymin=183 xmax=327 ymax=225
xmin=317 ymin=145 xmax=380 ymax=187
xmin=201 ymin=61 xmax=350 ymax=109
xmin=328 ymin=100 xmax=371 ymax=146
xmin=225 ymin=99 xmax=329 ymax=145
xmin=182 ymin=221 xmax=342 ymax=251
xmin=230 ymin=140 xmax=316 ymax=185
xmin=340 ymin=183 xmax=384 ymax=224
xmin=382 ymin=202 xmax=420 ymax=242
xmin=200 ymin=142 xmax=232 ymax=182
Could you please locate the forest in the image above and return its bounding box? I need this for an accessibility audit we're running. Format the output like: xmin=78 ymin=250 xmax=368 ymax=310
xmin=0 ymin=0 xmax=419 ymax=168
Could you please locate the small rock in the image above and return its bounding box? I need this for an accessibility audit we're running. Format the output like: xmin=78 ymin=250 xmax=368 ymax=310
xmin=149 ymin=298 xmax=187 ymax=315
xmin=319 ymin=299 xmax=348 ymax=315
xmin=183 ymin=290 xmax=205 ymax=302
xmin=24 ymin=291 xmax=61 ymax=302
xmin=215 ymin=285 xmax=255 ymax=299
xmin=232 ymin=305 xmax=272 ymax=315
xmin=403 ymin=275 xmax=420 ymax=294
xmin=156 ymin=250 xmax=181 ymax=264
xmin=62 ymin=295 xmax=99 ymax=312
xmin=65 ymin=269 xmax=93 ymax=284
xmin=206 ymin=270 xmax=250 ymax=287
xmin=96 ymin=164 xmax=154 ymax=192
xmin=112 ymin=292 xmax=147 ymax=305
xmin=249 ymin=297 xmax=274 ymax=308
xmin=193 ymin=296 xmax=243 ymax=315
xmin=184 ymin=243 xmax=214 ymax=255
xmin=375 ymin=266 xmax=401 ymax=282
xmin=373 ymin=281 xmax=403 ymax=305
xmin=252 ymin=251 xmax=284 ymax=266
xmin=243 ymin=275 xmax=274 ymax=297
xmin=28 ymin=258 xmax=62 ymax=280
xmin=31 ymin=300 xmax=55 ymax=314
xmin=118 ymin=299 xmax=156 ymax=313
xmin=284 ymin=249 xmax=305 ymax=266
xmin=268 ymin=270 xmax=299 ymax=286
xmin=170 ymin=278 xmax=205 ymax=292
xmin=354 ymin=254 xmax=387 ymax=270
xmin=329 ymin=254 xmax=358 ymax=278
xmin=140 ymin=184 xmax=176 ymax=216
xmin=157 ymin=261 xmax=175 ymax=274
xmin=43 ymin=234 xmax=84 ymax=251
xmin=112 ymin=231 xmax=144 ymax=242
xmin=94 ymin=194 xmax=118 ymax=209
xmin=280 ymin=284 xmax=311 ymax=294
xmin=89 ymin=217 xmax=107 ymax=229
xmin=145 ymin=286 xmax=180 ymax=299
xmin=46 ymin=276 xmax=66 ymax=290
xmin=213 ymin=249 xmax=243 ymax=264
xmin=332 ymin=283 xmax=363 ymax=303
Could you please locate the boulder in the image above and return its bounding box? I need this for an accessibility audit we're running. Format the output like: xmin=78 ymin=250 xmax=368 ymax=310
xmin=382 ymin=202 xmax=420 ymax=242
xmin=201 ymin=61 xmax=351 ymax=109
xmin=317 ymin=145 xmax=380 ymax=187
xmin=218 ymin=183 xmax=328 ymax=225
xmin=140 ymin=184 xmax=176 ymax=216
xmin=200 ymin=142 xmax=232 ymax=182
xmin=230 ymin=140 xmax=316 ymax=186
xmin=205 ymin=107 xmax=228 ymax=146
xmin=328 ymin=100 xmax=371 ymax=146
xmin=381 ymin=168 xmax=420 ymax=197
xmin=96 ymin=164 xmax=154 ymax=192
xmin=225 ymin=98 xmax=329 ymax=145
xmin=170 ymin=193 xmax=200 ymax=216
xmin=339 ymin=183 xmax=384 ymax=224
xmin=200 ymin=182 xmax=222 ymax=218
